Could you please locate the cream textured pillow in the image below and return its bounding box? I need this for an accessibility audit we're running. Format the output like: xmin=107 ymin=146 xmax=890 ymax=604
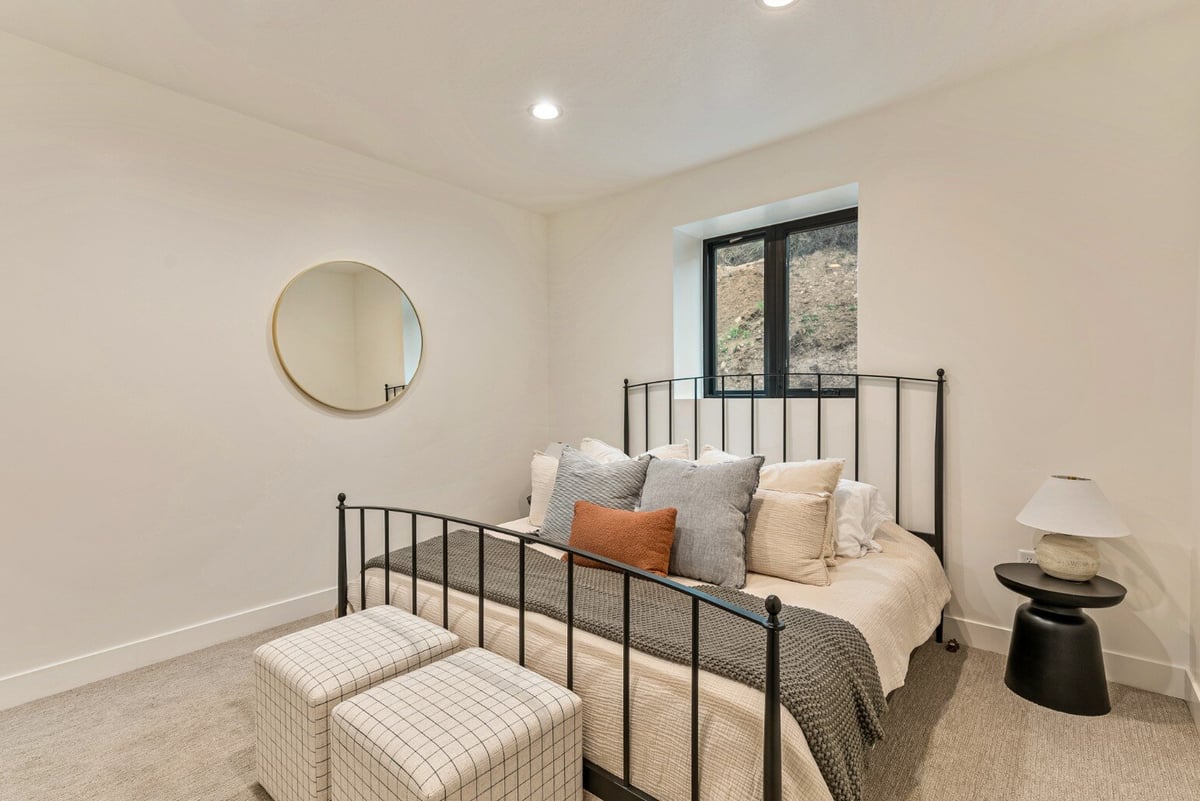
xmin=699 ymin=446 xmax=845 ymax=565
xmin=746 ymin=489 xmax=832 ymax=585
xmin=529 ymin=451 xmax=560 ymax=528
xmin=581 ymin=437 xmax=691 ymax=464
xmin=760 ymin=458 xmax=844 ymax=566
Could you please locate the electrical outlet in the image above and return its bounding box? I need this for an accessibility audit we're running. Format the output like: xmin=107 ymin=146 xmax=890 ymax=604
xmin=1017 ymin=549 xmax=1036 ymax=564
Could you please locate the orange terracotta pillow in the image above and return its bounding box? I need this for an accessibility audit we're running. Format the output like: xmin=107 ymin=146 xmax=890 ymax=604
xmin=563 ymin=500 xmax=677 ymax=577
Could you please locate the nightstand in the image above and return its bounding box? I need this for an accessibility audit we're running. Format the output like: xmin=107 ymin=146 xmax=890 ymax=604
xmin=993 ymin=563 xmax=1126 ymax=716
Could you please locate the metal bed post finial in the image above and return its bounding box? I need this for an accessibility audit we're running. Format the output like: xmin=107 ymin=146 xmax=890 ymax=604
xmin=763 ymin=594 xmax=784 ymax=801
xmin=336 ymin=493 xmax=348 ymax=618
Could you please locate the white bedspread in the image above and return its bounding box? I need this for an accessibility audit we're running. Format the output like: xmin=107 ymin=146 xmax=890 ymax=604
xmin=346 ymin=518 xmax=949 ymax=801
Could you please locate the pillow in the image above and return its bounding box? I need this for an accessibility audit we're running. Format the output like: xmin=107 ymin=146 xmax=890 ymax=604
xmin=529 ymin=451 xmax=559 ymax=528
xmin=639 ymin=455 xmax=764 ymax=587
xmin=581 ymin=437 xmax=691 ymax=463
xmin=699 ymin=446 xmax=845 ymax=565
xmin=834 ymin=480 xmax=892 ymax=558
xmin=540 ymin=446 xmax=651 ymax=544
xmin=746 ymin=489 xmax=832 ymax=585
xmin=563 ymin=500 xmax=677 ymax=577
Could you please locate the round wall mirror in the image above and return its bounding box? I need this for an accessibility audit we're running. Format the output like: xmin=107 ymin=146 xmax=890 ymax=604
xmin=272 ymin=261 xmax=423 ymax=411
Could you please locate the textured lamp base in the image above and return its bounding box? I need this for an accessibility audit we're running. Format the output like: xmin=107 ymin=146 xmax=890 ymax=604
xmin=1005 ymin=601 xmax=1110 ymax=715
xmin=1034 ymin=532 xmax=1099 ymax=581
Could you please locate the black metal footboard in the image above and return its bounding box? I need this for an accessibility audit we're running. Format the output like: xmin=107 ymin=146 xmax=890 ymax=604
xmin=335 ymin=498 xmax=785 ymax=801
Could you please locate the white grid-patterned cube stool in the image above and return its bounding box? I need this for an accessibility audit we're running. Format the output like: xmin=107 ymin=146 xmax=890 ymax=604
xmin=329 ymin=647 xmax=583 ymax=801
xmin=254 ymin=606 xmax=460 ymax=801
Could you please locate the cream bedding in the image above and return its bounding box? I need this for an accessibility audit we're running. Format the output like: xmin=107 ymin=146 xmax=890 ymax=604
xmin=346 ymin=519 xmax=950 ymax=801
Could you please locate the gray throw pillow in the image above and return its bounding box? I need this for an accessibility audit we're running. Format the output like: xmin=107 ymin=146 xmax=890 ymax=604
xmin=540 ymin=446 xmax=650 ymax=544
xmin=639 ymin=455 xmax=764 ymax=587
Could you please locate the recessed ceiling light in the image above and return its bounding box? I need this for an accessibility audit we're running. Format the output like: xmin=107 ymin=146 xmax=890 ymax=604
xmin=758 ymin=0 xmax=797 ymax=8
xmin=529 ymin=101 xmax=562 ymax=121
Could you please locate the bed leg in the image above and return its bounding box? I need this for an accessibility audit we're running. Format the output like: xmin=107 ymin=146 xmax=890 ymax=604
xmin=937 ymin=613 xmax=961 ymax=652
xmin=337 ymin=493 xmax=348 ymax=618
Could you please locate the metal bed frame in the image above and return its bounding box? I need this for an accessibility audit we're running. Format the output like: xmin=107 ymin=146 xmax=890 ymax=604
xmin=336 ymin=368 xmax=946 ymax=801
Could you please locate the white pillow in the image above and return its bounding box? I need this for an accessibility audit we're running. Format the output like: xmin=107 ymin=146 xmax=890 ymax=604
xmin=833 ymin=479 xmax=892 ymax=558
xmin=580 ymin=437 xmax=691 ymax=464
xmin=528 ymin=443 xmax=566 ymax=528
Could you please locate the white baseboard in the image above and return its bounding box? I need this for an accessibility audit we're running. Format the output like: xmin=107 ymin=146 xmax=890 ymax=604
xmin=1187 ymin=669 xmax=1200 ymax=733
xmin=944 ymin=615 xmax=1189 ymax=700
xmin=0 ymin=587 xmax=337 ymax=711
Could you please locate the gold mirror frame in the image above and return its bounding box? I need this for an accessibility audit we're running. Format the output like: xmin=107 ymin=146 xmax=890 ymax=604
xmin=272 ymin=260 xmax=423 ymax=412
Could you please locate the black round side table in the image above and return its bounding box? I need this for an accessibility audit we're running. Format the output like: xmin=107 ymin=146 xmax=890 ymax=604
xmin=994 ymin=563 xmax=1126 ymax=716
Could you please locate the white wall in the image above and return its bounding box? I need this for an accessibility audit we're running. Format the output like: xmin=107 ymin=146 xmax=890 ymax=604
xmin=547 ymin=9 xmax=1200 ymax=695
xmin=1192 ymin=236 xmax=1200 ymax=727
xmin=0 ymin=31 xmax=549 ymax=704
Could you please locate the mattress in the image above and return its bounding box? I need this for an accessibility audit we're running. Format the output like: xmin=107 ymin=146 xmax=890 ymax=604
xmin=346 ymin=518 xmax=950 ymax=801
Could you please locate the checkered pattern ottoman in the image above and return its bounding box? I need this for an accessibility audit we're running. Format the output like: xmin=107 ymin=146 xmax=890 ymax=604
xmin=329 ymin=647 xmax=583 ymax=801
xmin=254 ymin=606 xmax=460 ymax=801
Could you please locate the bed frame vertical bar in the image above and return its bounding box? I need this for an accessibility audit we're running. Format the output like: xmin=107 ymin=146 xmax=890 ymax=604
xmin=721 ymin=376 xmax=727 ymax=451
xmin=763 ymin=595 xmax=784 ymax=801
xmin=566 ymin=554 xmax=575 ymax=690
xmin=477 ymin=526 xmax=485 ymax=647
xmin=934 ymin=368 xmax=946 ymax=643
xmin=441 ymin=519 xmax=449 ymax=628
xmin=781 ymin=373 xmax=788 ymax=463
xmin=383 ymin=511 xmax=391 ymax=610
xmin=336 ymin=493 xmax=347 ymax=617
xmin=645 ymin=384 xmax=650 ymax=453
xmin=750 ymin=374 xmax=756 ymax=455
xmin=410 ymin=513 xmax=417 ymax=614
xmin=518 ymin=540 xmax=527 ymax=666
xmin=622 ymin=571 xmax=632 ymax=785
xmin=668 ymin=379 xmax=674 ymax=446
xmin=691 ymin=596 xmax=700 ymax=801
xmin=359 ymin=509 xmax=367 ymax=611
xmin=623 ymin=379 xmax=630 ymax=455
xmin=693 ymin=378 xmax=699 ymax=458
xmin=895 ymin=377 xmax=901 ymax=521
xmin=853 ymin=376 xmax=860 ymax=480
xmin=816 ymin=373 xmax=823 ymax=459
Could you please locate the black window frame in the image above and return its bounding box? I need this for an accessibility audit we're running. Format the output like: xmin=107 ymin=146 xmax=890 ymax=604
xmin=702 ymin=207 xmax=859 ymax=399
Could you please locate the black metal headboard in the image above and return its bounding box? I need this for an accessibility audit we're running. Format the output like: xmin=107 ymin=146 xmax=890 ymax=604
xmin=621 ymin=370 xmax=946 ymax=569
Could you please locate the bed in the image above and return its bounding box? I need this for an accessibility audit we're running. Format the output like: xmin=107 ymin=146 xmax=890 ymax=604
xmin=334 ymin=369 xmax=950 ymax=801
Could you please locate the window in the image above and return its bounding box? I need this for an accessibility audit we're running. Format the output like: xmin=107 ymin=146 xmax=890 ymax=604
xmin=703 ymin=208 xmax=857 ymax=396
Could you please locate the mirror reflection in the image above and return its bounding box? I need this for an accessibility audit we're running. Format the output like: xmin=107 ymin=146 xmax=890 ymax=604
xmin=273 ymin=261 xmax=423 ymax=411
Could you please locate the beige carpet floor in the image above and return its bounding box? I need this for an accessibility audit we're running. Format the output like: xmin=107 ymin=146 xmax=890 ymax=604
xmin=2 ymin=615 xmax=1198 ymax=801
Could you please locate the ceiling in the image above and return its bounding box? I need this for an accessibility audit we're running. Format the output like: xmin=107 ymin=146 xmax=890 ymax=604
xmin=0 ymin=1 xmax=1189 ymax=212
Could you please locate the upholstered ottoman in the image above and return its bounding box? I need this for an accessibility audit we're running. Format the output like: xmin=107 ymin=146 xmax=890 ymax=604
xmin=329 ymin=647 xmax=583 ymax=801
xmin=254 ymin=606 xmax=460 ymax=801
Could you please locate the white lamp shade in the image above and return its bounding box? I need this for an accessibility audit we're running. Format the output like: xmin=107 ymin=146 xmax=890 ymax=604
xmin=1016 ymin=475 xmax=1130 ymax=538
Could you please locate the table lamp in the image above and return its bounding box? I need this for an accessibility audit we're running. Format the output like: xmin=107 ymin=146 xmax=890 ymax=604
xmin=1016 ymin=475 xmax=1130 ymax=581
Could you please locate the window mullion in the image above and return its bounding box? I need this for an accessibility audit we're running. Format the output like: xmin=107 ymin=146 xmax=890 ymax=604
xmin=763 ymin=225 xmax=788 ymax=397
